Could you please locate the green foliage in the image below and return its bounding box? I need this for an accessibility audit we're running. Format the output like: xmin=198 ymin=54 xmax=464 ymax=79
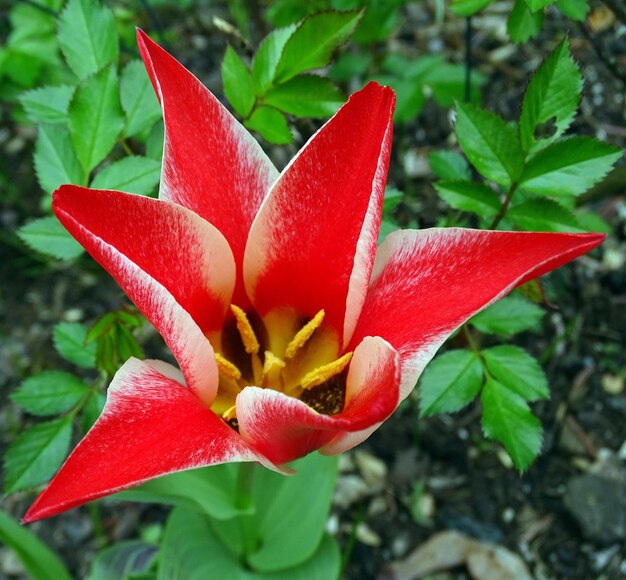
xmin=507 ymin=198 xmax=584 ymax=232
xmin=34 ymin=125 xmax=86 ymax=194
xmin=428 ymin=150 xmax=471 ymax=181
xmin=18 ymin=216 xmax=84 ymax=260
xmin=0 ymin=510 xmax=71 ymax=580
xmin=508 ymin=0 xmax=544 ymax=44
xmin=4 ymin=417 xmax=73 ymax=492
xmin=481 ymin=378 xmax=543 ymax=472
xmin=435 ymin=181 xmax=500 ymax=217
xmin=221 ymin=10 xmax=360 ymax=143
xmin=87 ymin=541 xmax=158 ymax=580
xmin=91 ymin=157 xmax=161 ymax=196
xmin=69 ymin=65 xmax=124 ymax=173
xmin=53 ymin=322 xmax=97 ymax=368
xmin=419 ymin=350 xmax=483 ymax=416
xmin=470 ymin=295 xmax=544 ymax=335
xmin=119 ymin=60 xmax=162 ymax=138
xmin=20 ymin=85 xmax=74 ymax=125
xmin=11 ymin=371 xmax=89 ymax=416
xmin=57 ymin=0 xmax=119 ymax=80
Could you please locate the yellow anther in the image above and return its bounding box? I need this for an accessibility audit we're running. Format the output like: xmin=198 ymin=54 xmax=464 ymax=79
xmin=300 ymin=352 xmax=353 ymax=390
xmin=230 ymin=304 xmax=260 ymax=354
xmin=285 ymin=309 xmax=325 ymax=360
xmin=262 ymin=350 xmax=286 ymax=388
xmin=215 ymin=352 xmax=241 ymax=381
xmin=222 ymin=405 xmax=237 ymax=422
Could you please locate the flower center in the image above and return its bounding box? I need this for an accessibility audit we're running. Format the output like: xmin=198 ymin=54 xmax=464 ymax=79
xmin=211 ymin=305 xmax=352 ymax=424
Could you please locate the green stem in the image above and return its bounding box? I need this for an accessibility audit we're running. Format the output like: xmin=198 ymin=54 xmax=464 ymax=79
xmin=236 ymin=462 xmax=258 ymax=560
xmin=488 ymin=182 xmax=517 ymax=230
xmin=89 ymin=503 xmax=107 ymax=548
xmin=463 ymin=325 xmax=491 ymax=380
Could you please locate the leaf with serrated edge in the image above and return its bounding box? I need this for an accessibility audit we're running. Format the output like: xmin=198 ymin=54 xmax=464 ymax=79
xmin=275 ymin=11 xmax=361 ymax=83
xmin=484 ymin=346 xmax=549 ymax=401
xmin=508 ymin=0 xmax=544 ymax=44
xmin=245 ymin=106 xmax=292 ymax=144
xmin=57 ymin=0 xmax=118 ymax=79
xmin=454 ymin=102 xmax=524 ymax=187
xmin=34 ymin=125 xmax=85 ymax=193
xmin=221 ymin=46 xmax=255 ymax=118
xmin=4 ymin=417 xmax=73 ymax=492
xmin=18 ymin=216 xmax=84 ymax=260
xmin=91 ymin=156 xmax=161 ymax=196
xmin=555 ymin=0 xmax=589 ymax=20
xmin=69 ymin=65 xmax=124 ymax=173
xmin=53 ymin=322 xmax=96 ymax=368
xmin=120 ymin=60 xmax=161 ymax=138
xmin=264 ymin=74 xmax=343 ymax=118
xmin=20 ymin=85 xmax=74 ymax=124
xmin=519 ymin=39 xmax=582 ymax=153
xmin=11 ymin=371 xmax=89 ymax=416
xmin=519 ymin=137 xmax=622 ymax=197
xmin=507 ymin=198 xmax=583 ymax=233
xmin=435 ymin=181 xmax=501 ymax=216
xmin=252 ymin=24 xmax=297 ymax=95
xmin=419 ymin=350 xmax=483 ymax=416
xmin=470 ymin=295 xmax=544 ymax=335
xmin=481 ymin=378 xmax=543 ymax=471
xmin=524 ymin=0 xmax=552 ymax=11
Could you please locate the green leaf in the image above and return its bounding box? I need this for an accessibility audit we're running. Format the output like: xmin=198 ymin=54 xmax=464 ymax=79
xmin=88 ymin=541 xmax=157 ymax=580
xmin=57 ymin=0 xmax=119 ymax=80
xmin=524 ymin=0 xmax=552 ymax=10
xmin=508 ymin=0 xmax=544 ymax=43
xmin=53 ymin=322 xmax=97 ymax=368
xmin=145 ymin=120 xmax=164 ymax=160
xmin=252 ymin=24 xmax=297 ymax=95
xmin=428 ymin=150 xmax=471 ymax=181
xmin=81 ymin=391 xmax=105 ymax=433
xmin=424 ymin=63 xmax=486 ymax=107
xmin=575 ymin=210 xmax=612 ymax=234
xmin=69 ymin=65 xmax=124 ymax=173
xmin=160 ymin=507 xmax=339 ymax=580
xmin=18 ymin=216 xmax=84 ymax=260
xmin=4 ymin=417 xmax=72 ymax=492
xmin=555 ymin=0 xmax=589 ymax=20
xmin=380 ymin=77 xmax=427 ymax=123
xmin=120 ymin=60 xmax=162 ymax=138
xmin=91 ymin=156 xmax=161 ymax=196
xmin=222 ymin=46 xmax=255 ymax=118
xmin=519 ymin=39 xmax=582 ymax=153
xmin=451 ymin=0 xmax=493 ymax=16
xmin=11 ymin=371 xmax=88 ymax=416
xmin=275 ymin=10 xmax=361 ymax=83
xmin=245 ymin=106 xmax=292 ymax=144
xmin=0 ymin=510 xmax=71 ymax=580
xmin=20 ymin=85 xmax=74 ymax=124
xmin=34 ymin=124 xmax=86 ymax=193
xmin=483 ymin=345 xmax=549 ymax=401
xmin=435 ymin=181 xmax=501 ymax=216
xmin=481 ymin=378 xmax=543 ymax=471
xmin=519 ymin=137 xmax=622 ymax=197
xmin=507 ymin=198 xmax=583 ymax=232
xmin=117 ymin=464 xmax=247 ymax=520
xmin=470 ymin=295 xmax=544 ymax=335
xmin=419 ymin=349 xmax=483 ymax=416
xmin=264 ymin=75 xmax=343 ymax=117
xmin=454 ymin=102 xmax=524 ymax=187
xmin=247 ymin=453 xmax=339 ymax=572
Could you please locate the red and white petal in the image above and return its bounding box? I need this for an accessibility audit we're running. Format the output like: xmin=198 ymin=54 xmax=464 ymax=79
xmin=244 ymin=83 xmax=395 ymax=344
xmin=23 ymin=358 xmax=264 ymax=523
xmin=137 ymin=30 xmax=278 ymax=306
xmin=236 ymin=336 xmax=400 ymax=465
xmin=53 ymin=186 xmax=235 ymax=402
xmin=351 ymin=228 xmax=605 ymax=400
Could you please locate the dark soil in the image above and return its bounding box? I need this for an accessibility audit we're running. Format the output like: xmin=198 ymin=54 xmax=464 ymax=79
xmin=1 ymin=1 xmax=625 ymax=579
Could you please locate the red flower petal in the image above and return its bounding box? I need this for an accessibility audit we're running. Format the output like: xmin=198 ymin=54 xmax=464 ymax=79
xmin=236 ymin=337 xmax=400 ymax=464
xmin=23 ymin=359 xmax=263 ymax=523
xmin=245 ymin=82 xmax=395 ymax=345
xmin=352 ymin=228 xmax=605 ymax=399
xmin=53 ymin=185 xmax=235 ymax=403
xmin=137 ymin=29 xmax=279 ymax=306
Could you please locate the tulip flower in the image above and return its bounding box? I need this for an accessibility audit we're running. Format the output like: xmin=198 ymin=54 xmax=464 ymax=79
xmin=24 ymin=30 xmax=603 ymax=522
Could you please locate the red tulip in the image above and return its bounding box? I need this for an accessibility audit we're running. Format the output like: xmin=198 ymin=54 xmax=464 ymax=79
xmin=24 ymin=30 xmax=603 ymax=522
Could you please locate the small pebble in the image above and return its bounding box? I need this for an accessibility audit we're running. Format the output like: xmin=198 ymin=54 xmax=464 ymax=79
xmin=502 ymin=507 xmax=516 ymax=523
xmin=602 ymin=374 xmax=624 ymax=395
xmin=355 ymin=450 xmax=387 ymax=486
xmin=356 ymin=522 xmax=381 ymax=547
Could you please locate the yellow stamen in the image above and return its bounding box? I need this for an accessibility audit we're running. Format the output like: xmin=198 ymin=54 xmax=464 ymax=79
xmin=285 ymin=309 xmax=325 ymax=360
xmin=230 ymin=304 xmax=260 ymax=354
xmin=222 ymin=405 xmax=237 ymax=421
xmin=262 ymin=350 xmax=286 ymax=388
xmin=300 ymin=352 xmax=353 ymax=390
xmin=215 ymin=352 xmax=241 ymax=381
